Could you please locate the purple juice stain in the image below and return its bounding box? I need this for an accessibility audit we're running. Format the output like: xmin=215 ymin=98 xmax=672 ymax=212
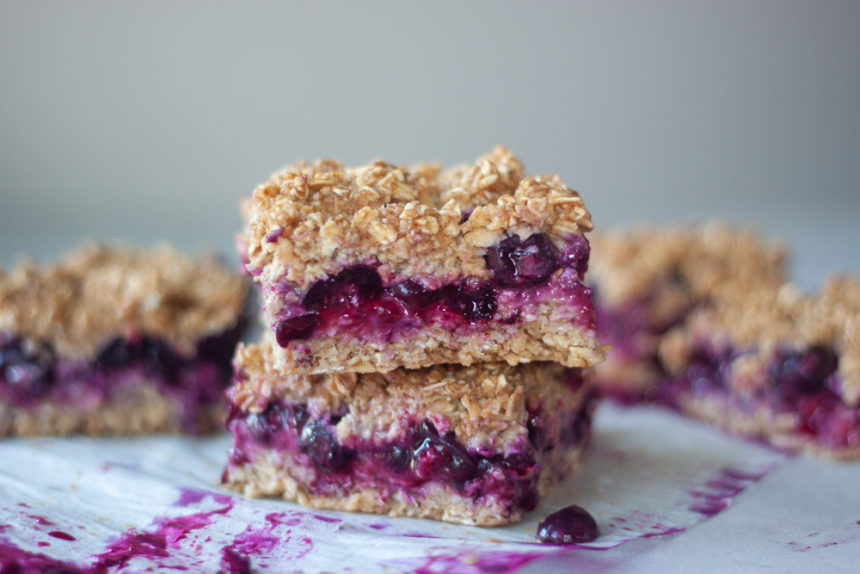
xmin=537 ymin=504 xmax=600 ymax=545
xmin=48 ymin=530 xmax=76 ymax=541
xmin=787 ymin=521 xmax=860 ymax=553
xmin=0 ymin=489 xmax=321 ymax=573
xmin=217 ymin=515 xmax=314 ymax=570
xmin=26 ymin=514 xmax=55 ymax=527
xmin=219 ymin=547 xmax=252 ymax=574
xmin=312 ymin=514 xmax=341 ymax=524
xmin=173 ymin=488 xmax=210 ymax=507
xmin=174 ymin=487 xmax=235 ymax=508
xmin=0 ymin=540 xmax=86 ymax=573
xmin=688 ymin=466 xmax=770 ymax=517
xmin=639 ymin=526 xmax=686 ymax=539
xmin=409 ymin=550 xmax=547 ymax=574
xmin=88 ymin=493 xmax=235 ymax=573
xmin=266 ymin=512 xmax=302 ymax=527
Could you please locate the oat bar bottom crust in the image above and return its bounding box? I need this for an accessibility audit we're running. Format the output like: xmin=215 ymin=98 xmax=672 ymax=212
xmin=0 ymin=382 xmax=224 ymax=437
xmin=224 ymin=440 xmax=585 ymax=527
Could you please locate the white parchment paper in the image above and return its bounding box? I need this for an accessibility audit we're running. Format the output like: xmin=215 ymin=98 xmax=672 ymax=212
xmin=0 ymin=404 xmax=795 ymax=572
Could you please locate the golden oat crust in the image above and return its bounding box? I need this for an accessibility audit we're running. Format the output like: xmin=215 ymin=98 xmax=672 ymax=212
xmin=0 ymin=243 xmax=247 ymax=358
xmin=241 ymin=146 xmax=592 ymax=291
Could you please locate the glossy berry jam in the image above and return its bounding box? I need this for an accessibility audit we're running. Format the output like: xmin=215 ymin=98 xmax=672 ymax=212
xmin=407 ymin=421 xmax=478 ymax=482
xmin=274 ymin=233 xmax=592 ymax=346
xmin=537 ymin=504 xmax=599 ymax=544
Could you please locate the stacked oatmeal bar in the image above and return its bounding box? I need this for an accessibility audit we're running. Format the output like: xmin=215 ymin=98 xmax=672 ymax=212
xmin=223 ymin=147 xmax=606 ymax=525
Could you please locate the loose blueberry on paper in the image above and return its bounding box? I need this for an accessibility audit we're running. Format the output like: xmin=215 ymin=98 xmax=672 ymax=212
xmin=537 ymin=504 xmax=599 ymax=545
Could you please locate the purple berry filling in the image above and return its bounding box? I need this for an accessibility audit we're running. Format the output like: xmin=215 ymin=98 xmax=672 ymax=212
xmin=225 ymin=397 xmax=594 ymax=512
xmin=537 ymin=504 xmax=599 ymax=544
xmin=0 ymin=323 xmax=244 ymax=433
xmin=274 ymin=233 xmax=594 ymax=346
xmin=594 ymin=294 xmax=689 ymax=363
xmin=663 ymin=343 xmax=859 ymax=450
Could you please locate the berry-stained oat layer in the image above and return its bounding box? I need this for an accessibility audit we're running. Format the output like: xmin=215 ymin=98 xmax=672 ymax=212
xmin=239 ymin=146 xmax=604 ymax=374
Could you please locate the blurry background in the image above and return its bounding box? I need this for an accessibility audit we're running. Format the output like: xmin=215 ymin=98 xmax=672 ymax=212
xmin=1 ymin=1 xmax=858 ymax=289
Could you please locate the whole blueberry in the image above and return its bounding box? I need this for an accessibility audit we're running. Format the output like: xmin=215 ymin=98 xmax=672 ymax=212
xmin=137 ymin=336 xmax=184 ymax=383
xmin=300 ymin=419 xmax=354 ymax=472
xmin=303 ymin=265 xmax=383 ymax=311
xmin=409 ymin=421 xmax=478 ymax=482
xmin=537 ymin=505 xmax=599 ymax=545
xmin=485 ymin=234 xmax=559 ymax=287
xmin=442 ymin=285 xmax=497 ymax=322
xmin=96 ymin=338 xmax=140 ymax=370
xmin=768 ymin=346 xmax=838 ymax=398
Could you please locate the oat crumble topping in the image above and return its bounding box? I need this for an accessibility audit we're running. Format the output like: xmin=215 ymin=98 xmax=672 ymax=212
xmin=241 ymin=146 xmax=593 ymax=288
xmin=0 ymin=244 xmax=247 ymax=357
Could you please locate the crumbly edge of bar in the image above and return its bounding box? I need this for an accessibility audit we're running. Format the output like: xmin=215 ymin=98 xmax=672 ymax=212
xmin=0 ymin=243 xmax=248 ymax=358
xmin=0 ymin=382 xmax=224 ymax=437
xmin=242 ymin=146 xmax=593 ymax=288
xmin=223 ymin=438 xmax=585 ymax=526
xmin=588 ymin=221 xmax=786 ymax=308
xmin=677 ymin=392 xmax=860 ymax=461
xmin=232 ymin=338 xmax=595 ymax=452
xmin=659 ymin=277 xmax=860 ymax=405
xmin=253 ymin=300 xmax=604 ymax=376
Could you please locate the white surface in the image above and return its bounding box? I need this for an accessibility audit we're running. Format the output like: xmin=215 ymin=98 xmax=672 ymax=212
xmin=2 ymin=404 xmax=857 ymax=573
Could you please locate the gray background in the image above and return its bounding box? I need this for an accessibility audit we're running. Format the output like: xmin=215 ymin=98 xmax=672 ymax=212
xmin=1 ymin=1 xmax=858 ymax=289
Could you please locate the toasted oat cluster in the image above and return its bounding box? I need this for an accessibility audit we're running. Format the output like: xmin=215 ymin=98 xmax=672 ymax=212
xmin=239 ymin=146 xmax=604 ymax=373
xmin=0 ymin=244 xmax=248 ymax=436
xmin=590 ymin=224 xmax=860 ymax=459
xmin=223 ymin=336 xmax=597 ymax=526
xmin=226 ymin=147 xmax=602 ymax=526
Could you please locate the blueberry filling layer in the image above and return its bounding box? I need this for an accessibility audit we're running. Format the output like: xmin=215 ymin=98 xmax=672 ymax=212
xmin=225 ymin=399 xmax=593 ymax=512
xmin=0 ymin=325 xmax=243 ymax=431
xmin=661 ymin=344 xmax=859 ymax=449
xmin=594 ymin=293 xmax=691 ymax=363
xmin=274 ymin=233 xmax=594 ymax=346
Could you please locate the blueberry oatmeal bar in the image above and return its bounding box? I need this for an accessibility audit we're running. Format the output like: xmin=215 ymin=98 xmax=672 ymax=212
xmin=222 ymin=335 xmax=597 ymax=526
xmin=656 ymin=277 xmax=860 ymax=458
xmin=0 ymin=244 xmax=248 ymax=436
xmin=589 ymin=223 xmax=786 ymax=398
xmin=239 ymin=146 xmax=604 ymax=374
xmin=590 ymin=224 xmax=860 ymax=458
